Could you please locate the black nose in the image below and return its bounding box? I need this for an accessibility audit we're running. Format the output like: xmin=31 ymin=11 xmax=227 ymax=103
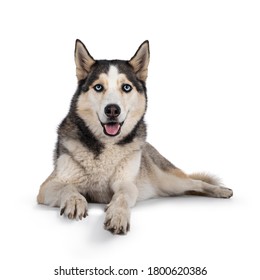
xmin=104 ymin=104 xmax=121 ymax=118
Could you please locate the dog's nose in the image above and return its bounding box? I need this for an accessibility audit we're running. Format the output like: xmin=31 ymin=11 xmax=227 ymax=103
xmin=104 ymin=104 xmax=121 ymax=118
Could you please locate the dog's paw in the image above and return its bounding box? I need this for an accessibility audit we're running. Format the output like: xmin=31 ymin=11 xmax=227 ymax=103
xmin=60 ymin=194 xmax=88 ymax=220
xmin=104 ymin=205 xmax=130 ymax=235
xmin=217 ymin=187 xmax=233 ymax=198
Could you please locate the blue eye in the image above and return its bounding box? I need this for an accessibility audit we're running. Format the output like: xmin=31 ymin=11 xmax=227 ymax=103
xmin=122 ymin=84 xmax=132 ymax=93
xmin=94 ymin=84 xmax=103 ymax=92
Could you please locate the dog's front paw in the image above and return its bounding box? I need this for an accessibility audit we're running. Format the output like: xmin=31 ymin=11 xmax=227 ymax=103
xmin=104 ymin=204 xmax=130 ymax=235
xmin=60 ymin=194 xmax=88 ymax=220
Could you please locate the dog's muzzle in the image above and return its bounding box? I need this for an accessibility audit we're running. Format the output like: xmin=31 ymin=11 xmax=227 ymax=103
xmin=102 ymin=104 xmax=123 ymax=136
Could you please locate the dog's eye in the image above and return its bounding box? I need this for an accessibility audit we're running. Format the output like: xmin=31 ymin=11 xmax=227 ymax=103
xmin=122 ymin=84 xmax=132 ymax=93
xmin=93 ymin=84 xmax=104 ymax=92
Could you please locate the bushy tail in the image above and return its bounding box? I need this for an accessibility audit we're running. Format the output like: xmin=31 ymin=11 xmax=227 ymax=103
xmin=189 ymin=172 xmax=223 ymax=186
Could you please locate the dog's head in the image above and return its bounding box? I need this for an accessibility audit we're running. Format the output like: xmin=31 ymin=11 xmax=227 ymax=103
xmin=73 ymin=40 xmax=149 ymax=143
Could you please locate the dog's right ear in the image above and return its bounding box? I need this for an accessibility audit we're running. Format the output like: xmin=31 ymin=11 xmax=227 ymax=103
xmin=74 ymin=39 xmax=95 ymax=81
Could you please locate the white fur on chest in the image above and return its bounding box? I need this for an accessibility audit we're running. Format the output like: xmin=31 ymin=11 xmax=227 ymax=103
xmin=56 ymin=138 xmax=141 ymax=195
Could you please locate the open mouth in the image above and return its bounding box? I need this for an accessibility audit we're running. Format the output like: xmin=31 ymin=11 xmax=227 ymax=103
xmin=102 ymin=121 xmax=123 ymax=136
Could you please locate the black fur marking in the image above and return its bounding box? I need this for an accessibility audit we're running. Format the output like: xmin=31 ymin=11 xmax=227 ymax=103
xmin=116 ymin=61 xmax=146 ymax=93
xmin=117 ymin=118 xmax=147 ymax=145
xmin=184 ymin=190 xmax=208 ymax=197
xmin=74 ymin=114 xmax=104 ymax=157
xmin=80 ymin=60 xmax=147 ymax=96
xmin=54 ymin=138 xmax=61 ymax=162
xmin=80 ymin=61 xmax=110 ymax=91
xmin=57 ymin=81 xmax=105 ymax=157
xmin=55 ymin=114 xmax=104 ymax=159
xmin=60 ymin=207 xmax=65 ymax=216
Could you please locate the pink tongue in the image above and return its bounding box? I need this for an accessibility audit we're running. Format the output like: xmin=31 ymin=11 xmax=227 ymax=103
xmin=104 ymin=123 xmax=120 ymax=135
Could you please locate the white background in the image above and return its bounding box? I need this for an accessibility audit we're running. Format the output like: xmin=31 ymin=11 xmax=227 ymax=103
xmin=1 ymin=0 xmax=259 ymax=279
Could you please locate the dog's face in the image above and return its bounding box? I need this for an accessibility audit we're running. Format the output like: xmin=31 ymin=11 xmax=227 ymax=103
xmin=74 ymin=40 xmax=149 ymax=143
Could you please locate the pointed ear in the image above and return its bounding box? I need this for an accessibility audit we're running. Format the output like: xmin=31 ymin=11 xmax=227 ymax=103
xmin=129 ymin=40 xmax=150 ymax=81
xmin=74 ymin=39 xmax=95 ymax=81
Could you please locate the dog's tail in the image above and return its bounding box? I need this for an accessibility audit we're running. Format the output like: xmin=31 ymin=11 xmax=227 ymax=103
xmin=189 ymin=172 xmax=223 ymax=186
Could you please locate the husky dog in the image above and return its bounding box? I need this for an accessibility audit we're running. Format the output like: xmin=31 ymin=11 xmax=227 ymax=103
xmin=37 ymin=40 xmax=233 ymax=234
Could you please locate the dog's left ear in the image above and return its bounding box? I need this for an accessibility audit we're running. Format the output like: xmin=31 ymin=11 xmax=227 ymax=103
xmin=74 ymin=39 xmax=95 ymax=81
xmin=129 ymin=40 xmax=150 ymax=82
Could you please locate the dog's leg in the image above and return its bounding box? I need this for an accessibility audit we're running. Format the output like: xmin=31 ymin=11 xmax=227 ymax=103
xmin=104 ymin=152 xmax=140 ymax=234
xmin=104 ymin=181 xmax=138 ymax=234
xmin=184 ymin=172 xmax=233 ymax=198
xmin=155 ymin=169 xmax=233 ymax=198
xmin=37 ymin=172 xmax=88 ymax=220
xmin=140 ymin=144 xmax=233 ymax=199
